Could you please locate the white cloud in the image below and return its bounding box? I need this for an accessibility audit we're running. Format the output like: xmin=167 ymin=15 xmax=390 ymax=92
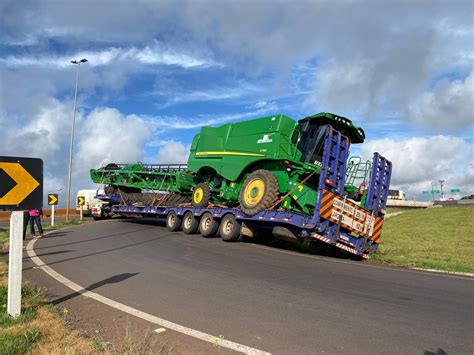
xmin=361 ymin=135 xmax=474 ymax=197
xmin=0 ymin=101 xmax=153 ymax=207
xmin=74 ymin=107 xmax=152 ymax=170
xmin=156 ymin=141 xmax=191 ymax=164
xmin=407 ymin=72 xmax=474 ymax=131
xmin=0 ymin=44 xmax=217 ymax=69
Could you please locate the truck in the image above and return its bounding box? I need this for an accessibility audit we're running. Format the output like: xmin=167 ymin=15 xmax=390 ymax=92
xmin=90 ymin=112 xmax=392 ymax=258
xmin=76 ymin=189 xmax=104 ymax=216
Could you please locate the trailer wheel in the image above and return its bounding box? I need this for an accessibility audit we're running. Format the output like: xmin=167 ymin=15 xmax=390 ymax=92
xmin=166 ymin=211 xmax=182 ymax=232
xmin=182 ymin=211 xmax=199 ymax=234
xmin=192 ymin=183 xmax=211 ymax=208
xmin=219 ymin=214 xmax=242 ymax=242
xmin=199 ymin=212 xmax=219 ymax=237
xmin=240 ymin=169 xmax=279 ymax=216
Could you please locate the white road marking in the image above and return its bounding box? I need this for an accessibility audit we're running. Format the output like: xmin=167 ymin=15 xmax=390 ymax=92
xmin=26 ymin=237 xmax=271 ymax=355
xmin=154 ymin=328 xmax=166 ymax=334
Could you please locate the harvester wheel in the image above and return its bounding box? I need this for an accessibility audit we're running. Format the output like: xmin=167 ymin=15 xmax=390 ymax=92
xmin=240 ymin=169 xmax=279 ymax=216
xmin=166 ymin=211 xmax=182 ymax=232
xmin=192 ymin=183 xmax=211 ymax=208
xmin=219 ymin=214 xmax=242 ymax=242
xmin=182 ymin=211 xmax=199 ymax=234
xmin=199 ymin=212 xmax=219 ymax=237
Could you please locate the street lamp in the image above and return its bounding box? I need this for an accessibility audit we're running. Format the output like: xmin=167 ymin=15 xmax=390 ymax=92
xmin=66 ymin=58 xmax=88 ymax=221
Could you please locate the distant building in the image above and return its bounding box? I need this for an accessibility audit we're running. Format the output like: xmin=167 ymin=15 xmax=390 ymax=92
xmin=388 ymin=189 xmax=406 ymax=200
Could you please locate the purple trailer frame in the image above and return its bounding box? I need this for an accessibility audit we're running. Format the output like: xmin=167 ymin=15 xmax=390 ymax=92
xmin=109 ymin=127 xmax=392 ymax=258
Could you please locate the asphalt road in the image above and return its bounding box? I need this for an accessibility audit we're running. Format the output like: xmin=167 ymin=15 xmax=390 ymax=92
xmin=27 ymin=219 xmax=473 ymax=354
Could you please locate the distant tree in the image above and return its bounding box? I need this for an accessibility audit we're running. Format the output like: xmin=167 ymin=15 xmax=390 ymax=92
xmin=460 ymin=194 xmax=474 ymax=200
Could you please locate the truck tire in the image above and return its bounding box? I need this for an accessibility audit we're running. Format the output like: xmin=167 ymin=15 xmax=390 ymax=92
xmin=192 ymin=183 xmax=211 ymax=208
xmin=240 ymin=169 xmax=279 ymax=216
xmin=199 ymin=212 xmax=219 ymax=237
xmin=166 ymin=211 xmax=182 ymax=232
xmin=219 ymin=214 xmax=242 ymax=242
xmin=182 ymin=211 xmax=199 ymax=234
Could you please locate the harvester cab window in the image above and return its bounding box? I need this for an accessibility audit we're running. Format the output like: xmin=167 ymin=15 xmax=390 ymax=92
xmin=297 ymin=123 xmax=327 ymax=164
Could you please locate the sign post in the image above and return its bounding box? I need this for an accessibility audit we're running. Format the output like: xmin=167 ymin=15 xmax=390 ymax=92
xmin=48 ymin=194 xmax=58 ymax=227
xmin=8 ymin=211 xmax=23 ymax=318
xmin=0 ymin=156 xmax=43 ymax=318
xmin=77 ymin=196 xmax=85 ymax=221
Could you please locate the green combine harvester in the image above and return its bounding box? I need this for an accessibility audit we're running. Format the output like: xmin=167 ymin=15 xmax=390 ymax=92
xmin=91 ymin=112 xmax=371 ymax=216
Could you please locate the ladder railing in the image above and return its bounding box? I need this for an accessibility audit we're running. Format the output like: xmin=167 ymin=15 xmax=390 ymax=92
xmin=364 ymin=153 xmax=392 ymax=214
xmin=345 ymin=156 xmax=372 ymax=186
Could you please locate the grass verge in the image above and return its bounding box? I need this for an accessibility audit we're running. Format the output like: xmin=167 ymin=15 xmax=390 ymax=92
xmin=372 ymin=206 xmax=474 ymax=273
xmin=0 ymin=218 xmax=99 ymax=354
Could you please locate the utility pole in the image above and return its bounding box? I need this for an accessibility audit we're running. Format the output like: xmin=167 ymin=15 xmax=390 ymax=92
xmin=431 ymin=181 xmax=435 ymax=202
xmin=66 ymin=58 xmax=88 ymax=221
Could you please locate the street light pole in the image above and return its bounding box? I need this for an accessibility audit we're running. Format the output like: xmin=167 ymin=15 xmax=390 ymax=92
xmin=66 ymin=58 xmax=88 ymax=222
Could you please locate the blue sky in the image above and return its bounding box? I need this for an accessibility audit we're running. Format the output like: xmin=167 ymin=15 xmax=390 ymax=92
xmin=0 ymin=0 xmax=472 ymax=206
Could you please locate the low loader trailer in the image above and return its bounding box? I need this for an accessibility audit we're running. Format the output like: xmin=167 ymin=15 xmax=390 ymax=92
xmin=91 ymin=113 xmax=392 ymax=258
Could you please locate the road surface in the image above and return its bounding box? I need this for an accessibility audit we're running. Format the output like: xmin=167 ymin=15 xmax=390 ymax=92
xmin=25 ymin=219 xmax=473 ymax=354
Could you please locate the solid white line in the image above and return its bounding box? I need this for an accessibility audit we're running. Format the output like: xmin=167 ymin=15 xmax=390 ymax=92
xmin=26 ymin=237 xmax=270 ymax=355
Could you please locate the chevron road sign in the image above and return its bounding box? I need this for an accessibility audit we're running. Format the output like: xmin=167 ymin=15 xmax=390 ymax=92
xmin=48 ymin=194 xmax=58 ymax=205
xmin=0 ymin=156 xmax=43 ymax=211
xmin=77 ymin=196 xmax=85 ymax=206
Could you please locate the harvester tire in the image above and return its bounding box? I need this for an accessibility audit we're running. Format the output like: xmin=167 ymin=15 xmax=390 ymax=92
xmin=240 ymin=169 xmax=279 ymax=216
xmin=166 ymin=211 xmax=182 ymax=232
xmin=182 ymin=211 xmax=199 ymax=234
xmin=199 ymin=212 xmax=219 ymax=237
xmin=219 ymin=214 xmax=242 ymax=242
xmin=192 ymin=183 xmax=211 ymax=208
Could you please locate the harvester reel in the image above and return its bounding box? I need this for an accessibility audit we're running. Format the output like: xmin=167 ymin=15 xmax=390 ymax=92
xmin=240 ymin=169 xmax=279 ymax=216
xmin=192 ymin=183 xmax=211 ymax=208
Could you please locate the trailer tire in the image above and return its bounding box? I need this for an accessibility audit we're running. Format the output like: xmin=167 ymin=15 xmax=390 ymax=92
xmin=219 ymin=214 xmax=242 ymax=242
xmin=166 ymin=211 xmax=182 ymax=232
xmin=192 ymin=183 xmax=211 ymax=208
xmin=199 ymin=212 xmax=219 ymax=237
xmin=240 ymin=169 xmax=279 ymax=216
xmin=182 ymin=211 xmax=199 ymax=234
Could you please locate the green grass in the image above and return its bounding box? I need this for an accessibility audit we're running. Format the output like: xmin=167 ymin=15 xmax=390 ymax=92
xmin=372 ymin=206 xmax=474 ymax=273
xmin=0 ymin=329 xmax=42 ymax=354
xmin=0 ymin=285 xmax=42 ymax=328
xmin=0 ymin=218 xmax=93 ymax=354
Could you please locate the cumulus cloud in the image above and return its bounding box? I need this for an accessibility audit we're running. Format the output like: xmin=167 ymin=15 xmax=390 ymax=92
xmin=361 ymin=135 xmax=474 ymax=197
xmin=407 ymin=72 xmax=474 ymax=131
xmin=156 ymin=141 xmax=191 ymax=164
xmin=0 ymin=100 xmax=153 ymax=207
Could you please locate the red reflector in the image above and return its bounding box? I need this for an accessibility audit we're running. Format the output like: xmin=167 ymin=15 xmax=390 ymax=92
xmin=325 ymin=178 xmax=336 ymax=188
